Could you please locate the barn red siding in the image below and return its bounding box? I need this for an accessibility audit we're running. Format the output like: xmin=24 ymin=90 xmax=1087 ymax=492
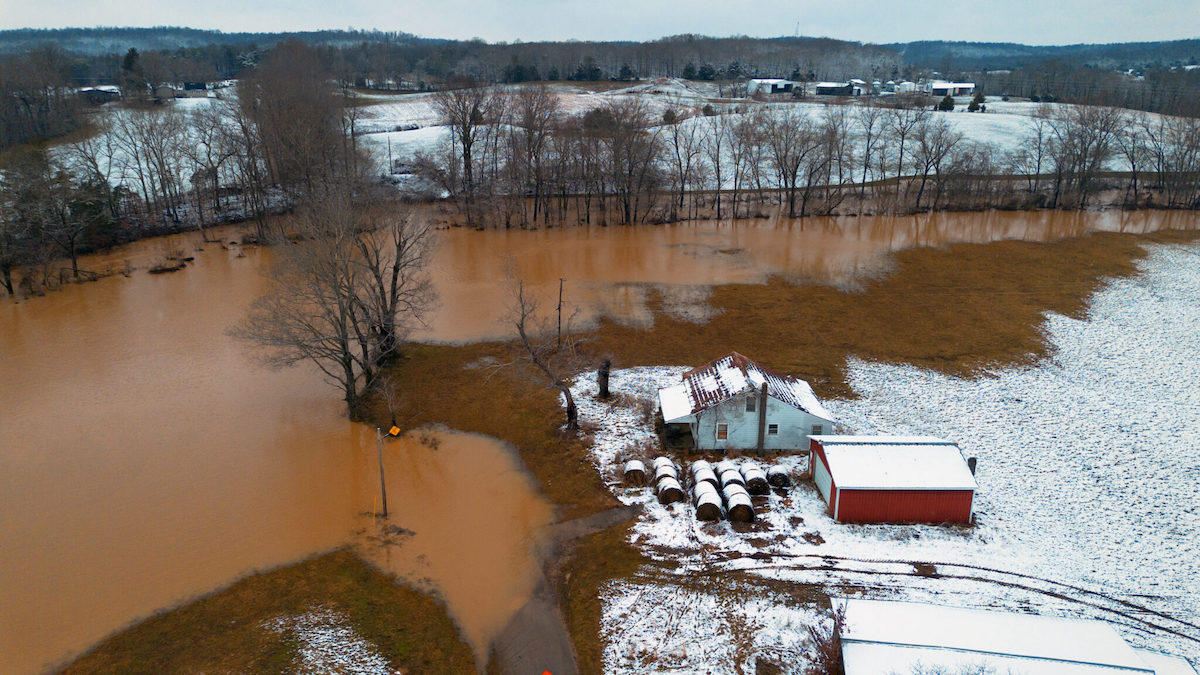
xmin=835 ymin=489 xmax=974 ymax=524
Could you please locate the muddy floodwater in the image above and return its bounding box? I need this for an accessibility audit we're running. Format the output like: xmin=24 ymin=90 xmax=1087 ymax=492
xmin=423 ymin=208 xmax=1198 ymax=342
xmin=1 ymin=208 xmax=1196 ymax=673
xmin=359 ymin=429 xmax=556 ymax=659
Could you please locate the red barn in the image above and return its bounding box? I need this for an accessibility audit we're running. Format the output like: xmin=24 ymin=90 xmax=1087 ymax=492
xmin=809 ymin=436 xmax=976 ymax=524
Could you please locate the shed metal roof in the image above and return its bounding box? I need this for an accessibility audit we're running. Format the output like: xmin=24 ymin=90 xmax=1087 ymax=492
xmin=657 ymin=352 xmax=833 ymax=423
xmin=838 ymin=598 xmax=1192 ymax=675
xmin=814 ymin=435 xmax=976 ymax=490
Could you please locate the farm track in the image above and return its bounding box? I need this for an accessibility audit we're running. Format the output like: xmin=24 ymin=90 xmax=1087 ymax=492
xmin=663 ymin=550 xmax=1200 ymax=644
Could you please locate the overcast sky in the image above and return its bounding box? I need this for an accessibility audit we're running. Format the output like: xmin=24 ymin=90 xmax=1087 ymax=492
xmin=2 ymin=0 xmax=1198 ymax=46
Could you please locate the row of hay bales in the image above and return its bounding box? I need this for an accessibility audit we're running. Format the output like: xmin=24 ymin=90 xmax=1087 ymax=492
xmin=623 ymin=456 xmax=793 ymax=523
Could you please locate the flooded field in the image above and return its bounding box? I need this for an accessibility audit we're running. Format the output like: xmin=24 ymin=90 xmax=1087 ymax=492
xmin=423 ymin=208 xmax=1197 ymax=342
xmin=1 ymin=208 xmax=1196 ymax=673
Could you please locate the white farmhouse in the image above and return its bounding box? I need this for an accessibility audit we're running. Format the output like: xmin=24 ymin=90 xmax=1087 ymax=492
xmin=658 ymin=352 xmax=834 ymax=452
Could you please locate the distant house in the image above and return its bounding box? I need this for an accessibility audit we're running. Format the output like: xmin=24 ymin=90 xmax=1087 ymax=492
xmin=153 ymin=85 xmax=182 ymax=102
xmin=838 ymin=598 xmax=1199 ymax=675
xmin=182 ymin=82 xmax=208 ymax=97
xmin=927 ymin=80 xmax=975 ymax=97
xmin=810 ymin=435 xmax=977 ymax=524
xmin=77 ymin=85 xmax=121 ymax=105
xmin=658 ymin=352 xmax=834 ymax=453
xmin=895 ymin=80 xmax=919 ymax=93
xmin=747 ymin=78 xmax=794 ymax=96
xmin=848 ymin=78 xmax=868 ymax=95
xmin=814 ymin=81 xmax=854 ymax=96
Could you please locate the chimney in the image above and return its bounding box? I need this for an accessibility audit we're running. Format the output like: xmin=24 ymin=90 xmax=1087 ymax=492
xmin=755 ymin=381 xmax=768 ymax=455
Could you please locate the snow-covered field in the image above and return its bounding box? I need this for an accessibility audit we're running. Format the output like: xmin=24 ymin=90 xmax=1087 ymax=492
xmin=570 ymin=240 xmax=1200 ymax=673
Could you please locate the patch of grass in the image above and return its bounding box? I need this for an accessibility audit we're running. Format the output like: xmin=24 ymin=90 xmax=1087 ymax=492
xmin=60 ymin=549 xmax=475 ymax=674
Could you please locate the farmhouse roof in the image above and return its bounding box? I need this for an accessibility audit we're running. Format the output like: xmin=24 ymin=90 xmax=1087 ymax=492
xmin=750 ymin=78 xmax=791 ymax=85
xmin=811 ymin=435 xmax=976 ymax=490
xmin=837 ymin=597 xmax=1195 ymax=675
xmin=658 ymin=352 xmax=833 ymax=423
xmin=814 ymin=81 xmax=848 ymax=88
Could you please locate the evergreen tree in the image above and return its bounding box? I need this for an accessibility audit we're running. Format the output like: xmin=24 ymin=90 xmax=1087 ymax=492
xmin=938 ymin=94 xmax=955 ymax=111
xmin=967 ymin=91 xmax=985 ymax=112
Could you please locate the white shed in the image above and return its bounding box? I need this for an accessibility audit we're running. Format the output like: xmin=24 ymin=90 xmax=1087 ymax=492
xmin=658 ymin=352 xmax=834 ymax=452
xmin=927 ymin=80 xmax=976 ymax=97
xmin=748 ymin=78 xmax=794 ymax=96
xmin=837 ymin=597 xmax=1198 ymax=675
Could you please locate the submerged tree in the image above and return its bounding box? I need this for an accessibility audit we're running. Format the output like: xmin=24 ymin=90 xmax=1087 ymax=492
xmin=232 ymin=182 xmax=434 ymax=419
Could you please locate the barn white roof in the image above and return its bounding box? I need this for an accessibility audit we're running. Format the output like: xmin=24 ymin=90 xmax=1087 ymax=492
xmin=811 ymin=435 xmax=976 ymax=490
xmin=658 ymin=352 xmax=833 ymax=424
xmin=838 ymin=598 xmax=1196 ymax=675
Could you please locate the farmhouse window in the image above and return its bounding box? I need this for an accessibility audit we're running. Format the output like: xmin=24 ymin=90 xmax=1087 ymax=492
xmin=717 ymin=423 xmax=729 ymax=440
xmin=768 ymin=424 xmax=779 ymax=435
xmin=811 ymin=424 xmax=823 ymax=435
xmin=745 ymin=397 xmax=757 ymax=412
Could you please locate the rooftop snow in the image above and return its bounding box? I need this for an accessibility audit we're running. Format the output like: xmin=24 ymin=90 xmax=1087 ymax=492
xmin=657 ymin=352 xmax=833 ymax=423
xmin=816 ymin=437 xmax=977 ymax=490
xmin=838 ymin=598 xmax=1155 ymax=674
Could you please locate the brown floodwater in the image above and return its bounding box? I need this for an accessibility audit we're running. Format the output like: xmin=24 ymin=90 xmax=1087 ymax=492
xmin=358 ymin=428 xmax=556 ymax=659
xmin=422 ymin=207 xmax=1199 ymax=342
xmin=1 ymin=208 xmax=1196 ymax=674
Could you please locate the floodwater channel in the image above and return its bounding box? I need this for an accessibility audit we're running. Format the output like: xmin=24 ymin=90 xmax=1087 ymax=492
xmin=1 ymin=208 xmax=1196 ymax=673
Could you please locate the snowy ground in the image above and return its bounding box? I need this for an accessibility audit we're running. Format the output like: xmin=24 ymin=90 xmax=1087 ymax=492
xmin=263 ymin=606 xmax=401 ymax=674
xmin=570 ymin=240 xmax=1200 ymax=673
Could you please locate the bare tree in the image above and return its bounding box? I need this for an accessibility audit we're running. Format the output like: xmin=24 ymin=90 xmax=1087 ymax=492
xmin=510 ymin=277 xmax=582 ymax=431
xmin=702 ymin=112 xmax=730 ymax=218
xmin=232 ymin=184 xmax=434 ymax=419
xmin=432 ymin=77 xmax=499 ymax=224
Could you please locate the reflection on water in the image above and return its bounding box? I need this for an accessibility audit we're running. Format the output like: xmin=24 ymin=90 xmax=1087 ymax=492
xmin=0 ymin=209 xmax=1195 ymax=673
xmin=357 ymin=428 xmax=555 ymax=661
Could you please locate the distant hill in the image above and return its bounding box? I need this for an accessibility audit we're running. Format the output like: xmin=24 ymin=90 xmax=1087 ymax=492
xmin=889 ymin=39 xmax=1200 ymax=70
xmin=0 ymin=27 xmax=433 ymax=55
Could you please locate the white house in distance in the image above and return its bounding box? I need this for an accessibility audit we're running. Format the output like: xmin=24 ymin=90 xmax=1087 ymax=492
xmin=747 ymin=78 xmax=794 ymax=96
xmin=837 ymin=597 xmax=1199 ymax=675
xmin=927 ymin=80 xmax=976 ymax=97
xmin=658 ymin=352 xmax=834 ymax=452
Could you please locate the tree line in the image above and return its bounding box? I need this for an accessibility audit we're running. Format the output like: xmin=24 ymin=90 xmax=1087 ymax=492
xmin=417 ymin=82 xmax=1200 ymax=230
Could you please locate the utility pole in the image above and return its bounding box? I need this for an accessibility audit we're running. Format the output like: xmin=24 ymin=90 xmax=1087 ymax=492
xmin=376 ymin=427 xmax=389 ymax=519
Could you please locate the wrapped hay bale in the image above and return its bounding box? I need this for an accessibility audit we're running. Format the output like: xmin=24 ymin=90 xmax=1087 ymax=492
xmin=692 ymin=466 xmax=719 ymax=489
xmin=690 ymin=459 xmax=712 ymax=475
xmin=767 ymin=465 xmax=792 ymax=488
xmin=623 ymin=460 xmax=647 ymax=487
xmin=692 ymin=480 xmax=719 ymax=504
xmin=719 ymin=468 xmax=746 ymax=489
xmin=721 ymin=483 xmax=754 ymax=522
xmin=657 ymin=477 xmax=685 ymax=504
xmin=694 ymin=490 xmax=724 ymax=521
xmin=740 ymin=464 xmax=770 ymax=495
xmin=654 ymin=463 xmax=679 ymax=485
xmin=715 ymin=459 xmax=738 ymax=476
xmin=652 ymin=456 xmax=676 ymax=472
